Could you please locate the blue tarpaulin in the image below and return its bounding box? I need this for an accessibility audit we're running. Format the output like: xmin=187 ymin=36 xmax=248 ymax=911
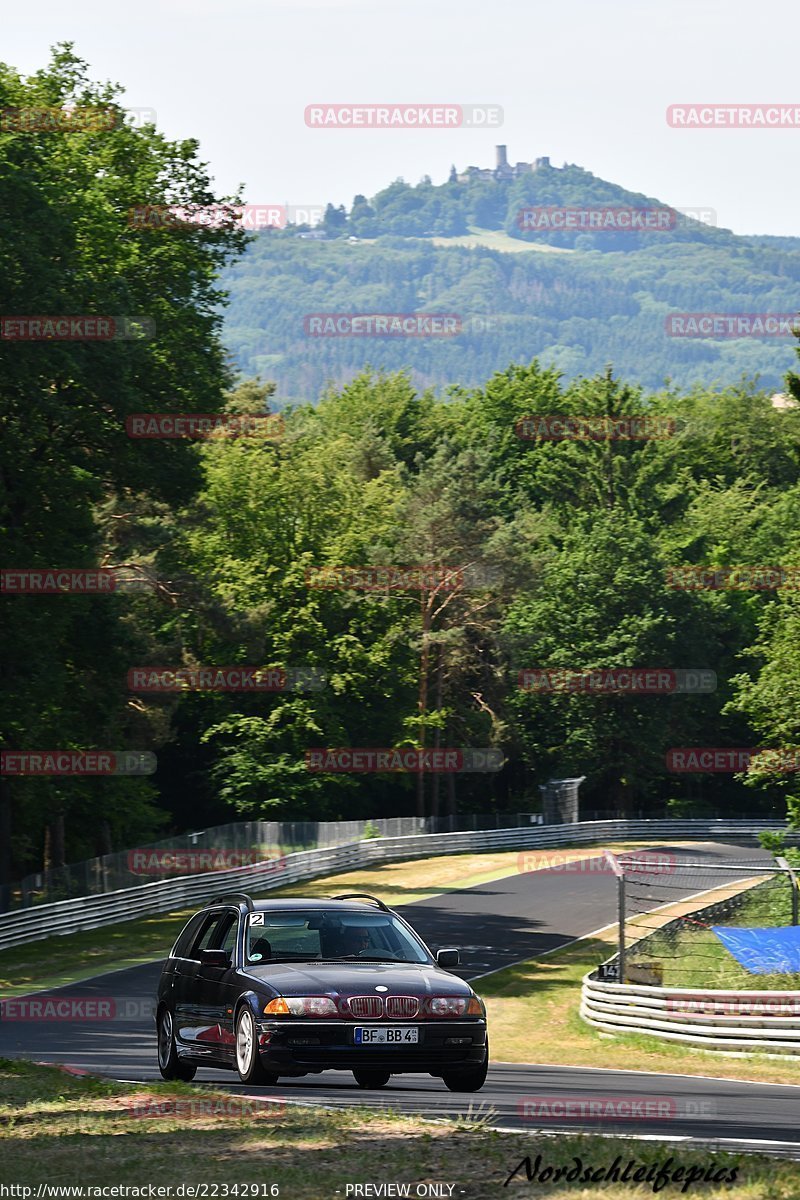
xmin=712 ymin=926 xmax=800 ymax=974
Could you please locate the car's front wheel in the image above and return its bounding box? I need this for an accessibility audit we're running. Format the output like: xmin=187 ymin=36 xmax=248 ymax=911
xmin=441 ymin=1044 xmax=488 ymax=1093
xmin=352 ymin=1069 xmax=391 ymax=1088
xmin=157 ymin=1008 xmax=196 ymax=1081
xmin=235 ymin=1007 xmax=279 ymax=1086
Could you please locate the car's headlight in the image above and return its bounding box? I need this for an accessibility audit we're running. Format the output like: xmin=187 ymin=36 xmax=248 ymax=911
xmin=263 ymin=996 xmax=337 ymax=1017
xmin=427 ymin=996 xmax=484 ymax=1017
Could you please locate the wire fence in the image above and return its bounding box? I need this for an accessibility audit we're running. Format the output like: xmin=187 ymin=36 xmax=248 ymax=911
xmin=1 ymin=811 xmax=543 ymax=912
xmin=602 ymin=853 xmax=800 ymax=989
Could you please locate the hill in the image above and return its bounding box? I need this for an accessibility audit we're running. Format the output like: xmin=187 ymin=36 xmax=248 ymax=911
xmin=220 ymin=156 xmax=800 ymax=401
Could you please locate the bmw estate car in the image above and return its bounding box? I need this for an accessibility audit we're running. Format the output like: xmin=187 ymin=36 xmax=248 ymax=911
xmin=156 ymin=892 xmax=488 ymax=1091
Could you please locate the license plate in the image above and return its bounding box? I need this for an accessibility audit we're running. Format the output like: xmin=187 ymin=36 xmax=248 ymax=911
xmin=354 ymin=1026 xmax=419 ymax=1045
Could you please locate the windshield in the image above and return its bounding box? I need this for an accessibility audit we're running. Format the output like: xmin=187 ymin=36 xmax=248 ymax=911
xmin=246 ymin=909 xmax=431 ymax=965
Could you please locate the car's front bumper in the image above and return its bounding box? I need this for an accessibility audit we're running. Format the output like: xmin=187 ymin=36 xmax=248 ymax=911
xmin=255 ymin=1018 xmax=487 ymax=1074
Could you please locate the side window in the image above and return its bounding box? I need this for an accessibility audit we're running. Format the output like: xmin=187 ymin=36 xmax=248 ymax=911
xmin=220 ymin=913 xmax=239 ymax=957
xmin=171 ymin=913 xmax=205 ymax=959
xmin=192 ymin=910 xmax=238 ymax=956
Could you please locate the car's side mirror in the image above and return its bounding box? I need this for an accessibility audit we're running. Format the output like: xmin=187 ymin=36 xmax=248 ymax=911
xmin=199 ymin=948 xmax=232 ymax=968
xmin=436 ymin=948 xmax=460 ymax=968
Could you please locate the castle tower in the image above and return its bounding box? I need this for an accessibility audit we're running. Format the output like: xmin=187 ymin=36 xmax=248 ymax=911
xmin=495 ymin=144 xmax=508 ymax=169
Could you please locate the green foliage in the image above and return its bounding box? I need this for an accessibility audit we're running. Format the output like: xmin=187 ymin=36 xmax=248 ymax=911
xmin=0 ymin=46 xmax=245 ymax=874
xmin=4 ymin=50 xmax=800 ymax=883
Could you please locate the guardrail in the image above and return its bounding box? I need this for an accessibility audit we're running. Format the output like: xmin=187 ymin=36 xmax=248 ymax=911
xmin=6 ymin=812 xmax=546 ymax=911
xmin=0 ymin=818 xmax=793 ymax=952
xmin=581 ymin=976 xmax=800 ymax=1056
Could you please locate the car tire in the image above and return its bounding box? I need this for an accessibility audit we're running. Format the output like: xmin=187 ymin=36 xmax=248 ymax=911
xmin=352 ymin=1069 xmax=391 ymax=1088
xmin=441 ymin=1044 xmax=489 ymax=1093
xmin=235 ymin=1006 xmax=278 ymax=1086
xmin=157 ymin=1007 xmax=196 ymax=1081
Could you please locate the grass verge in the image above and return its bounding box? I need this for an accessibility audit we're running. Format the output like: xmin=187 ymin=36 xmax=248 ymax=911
xmin=0 ymin=1059 xmax=797 ymax=1198
xmin=481 ymin=935 xmax=800 ymax=1086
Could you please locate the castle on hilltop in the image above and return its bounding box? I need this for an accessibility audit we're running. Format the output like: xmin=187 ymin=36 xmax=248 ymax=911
xmin=454 ymin=145 xmax=553 ymax=184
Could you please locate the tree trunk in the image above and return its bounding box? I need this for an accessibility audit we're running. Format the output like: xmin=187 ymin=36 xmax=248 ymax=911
xmin=416 ymin=592 xmax=432 ymax=819
xmin=99 ymin=820 xmax=113 ymax=856
xmin=430 ymin=648 xmax=444 ymax=821
xmin=446 ymin=721 xmax=457 ymax=821
xmin=52 ymin=812 xmax=66 ymax=868
xmin=0 ymin=781 xmax=12 ymax=910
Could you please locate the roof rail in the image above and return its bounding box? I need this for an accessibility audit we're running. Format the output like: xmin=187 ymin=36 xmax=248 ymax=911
xmin=206 ymin=892 xmax=255 ymax=912
xmin=329 ymin=892 xmax=390 ymax=912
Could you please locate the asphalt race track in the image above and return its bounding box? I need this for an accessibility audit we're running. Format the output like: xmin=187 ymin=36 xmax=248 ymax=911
xmin=3 ymin=842 xmax=800 ymax=1154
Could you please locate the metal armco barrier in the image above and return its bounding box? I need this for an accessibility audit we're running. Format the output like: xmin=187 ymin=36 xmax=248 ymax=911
xmin=581 ymin=975 xmax=800 ymax=1056
xmin=0 ymin=818 xmax=793 ymax=952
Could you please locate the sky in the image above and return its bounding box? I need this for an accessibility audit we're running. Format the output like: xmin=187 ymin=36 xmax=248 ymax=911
xmin=4 ymin=0 xmax=799 ymax=237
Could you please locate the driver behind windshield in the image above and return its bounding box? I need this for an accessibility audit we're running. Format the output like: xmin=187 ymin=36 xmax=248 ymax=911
xmin=322 ymin=925 xmax=371 ymax=958
xmin=341 ymin=927 xmax=370 ymax=956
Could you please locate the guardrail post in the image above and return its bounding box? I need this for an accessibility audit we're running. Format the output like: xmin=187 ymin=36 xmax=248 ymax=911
xmin=605 ymin=851 xmax=625 ymax=984
xmin=776 ymin=856 xmax=800 ymax=925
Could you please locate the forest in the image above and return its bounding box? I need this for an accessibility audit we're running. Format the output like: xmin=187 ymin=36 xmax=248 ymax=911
xmin=1 ymin=50 xmax=799 ymax=886
xmin=222 ymin=226 xmax=800 ymax=398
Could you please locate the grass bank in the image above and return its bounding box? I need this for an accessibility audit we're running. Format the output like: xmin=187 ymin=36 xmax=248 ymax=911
xmin=0 ymin=1059 xmax=796 ymax=1198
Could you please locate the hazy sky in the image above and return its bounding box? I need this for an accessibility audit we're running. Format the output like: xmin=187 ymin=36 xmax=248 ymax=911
xmin=5 ymin=0 xmax=799 ymax=237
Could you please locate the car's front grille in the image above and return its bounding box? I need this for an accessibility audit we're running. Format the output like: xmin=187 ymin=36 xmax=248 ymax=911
xmin=385 ymin=995 xmax=419 ymax=1018
xmin=347 ymin=995 xmax=384 ymax=1018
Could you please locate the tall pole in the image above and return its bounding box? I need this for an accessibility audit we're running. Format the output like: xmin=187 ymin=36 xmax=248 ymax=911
xmin=776 ymin=857 xmax=799 ymax=925
xmin=605 ymin=851 xmax=625 ymax=983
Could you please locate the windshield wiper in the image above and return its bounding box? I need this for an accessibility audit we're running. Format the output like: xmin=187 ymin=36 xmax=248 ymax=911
xmin=248 ymin=955 xmax=422 ymax=965
xmin=336 ymin=955 xmax=416 ymax=962
xmin=248 ymin=957 xmax=320 ymax=965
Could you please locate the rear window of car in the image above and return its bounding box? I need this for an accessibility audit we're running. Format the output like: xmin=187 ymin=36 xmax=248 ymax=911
xmin=171 ymin=913 xmax=205 ymax=959
xmin=246 ymin=910 xmax=429 ymax=964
